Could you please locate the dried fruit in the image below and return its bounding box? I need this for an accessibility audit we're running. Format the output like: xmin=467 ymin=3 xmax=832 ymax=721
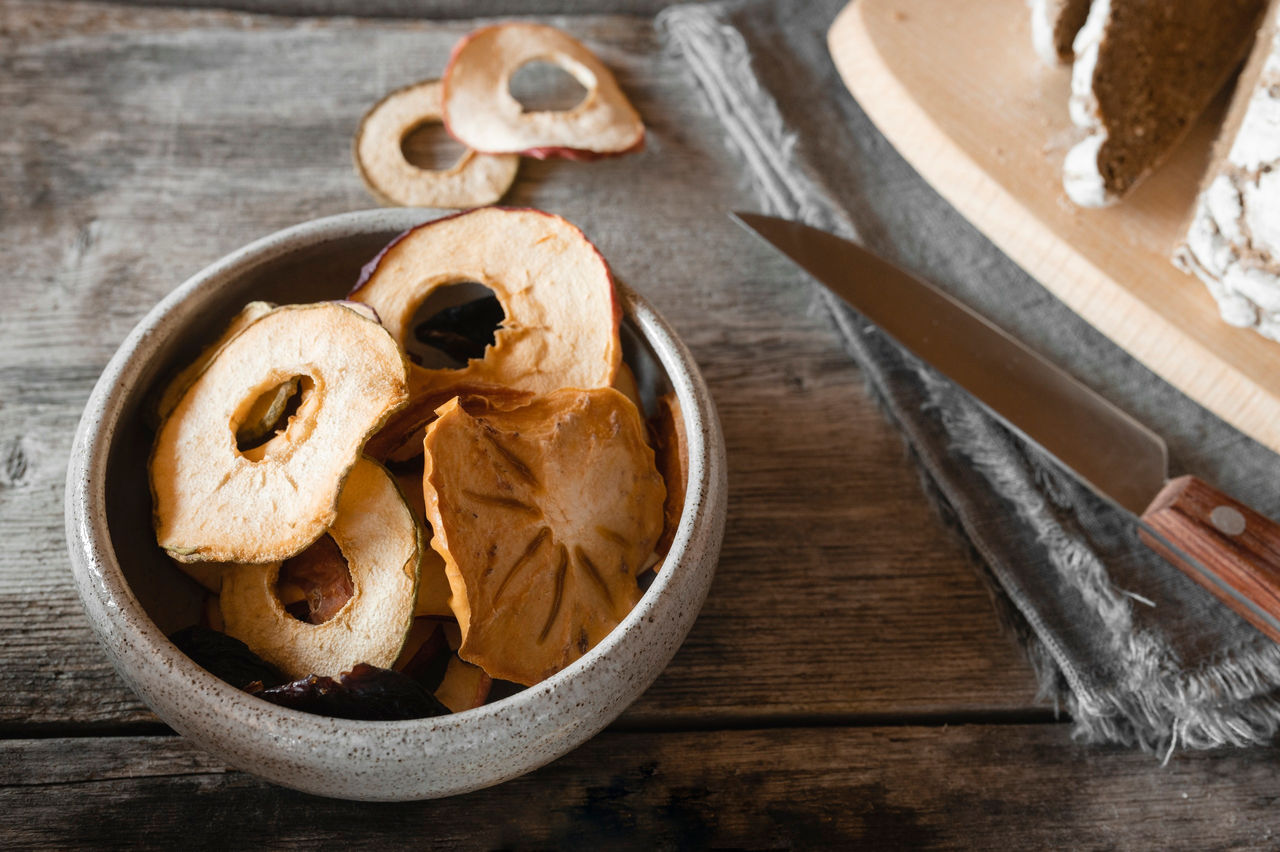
xmin=349 ymin=207 xmax=621 ymax=403
xmin=434 ymin=655 xmax=492 ymax=712
xmin=442 ymin=23 xmax=645 ymax=159
xmin=354 ymin=79 xmax=519 ymax=208
xmin=220 ymin=458 xmax=420 ymax=679
xmin=154 ymin=300 xmax=275 ymax=424
xmin=275 ymin=532 xmax=353 ymax=625
xmin=393 ymin=465 xmax=453 ymax=618
xmin=649 ymin=392 xmax=689 ymax=558
xmin=170 ymin=625 xmax=286 ymax=691
xmin=413 ymin=294 xmax=505 ymax=365
xmin=150 ymin=302 xmax=409 ymax=563
xmin=367 ymin=384 xmax=533 ymax=465
xmin=394 ymin=618 xmax=453 ymax=689
xmin=422 ymin=387 xmax=665 ymax=685
xmin=254 ymin=663 xmax=449 ymax=721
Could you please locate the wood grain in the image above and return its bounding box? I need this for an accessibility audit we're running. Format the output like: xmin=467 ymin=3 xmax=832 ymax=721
xmin=3 ymin=726 xmax=1278 ymax=848
xmin=828 ymin=0 xmax=1280 ymax=455
xmin=0 ymin=0 xmax=1037 ymax=730
xmin=1142 ymin=475 xmax=1280 ymax=643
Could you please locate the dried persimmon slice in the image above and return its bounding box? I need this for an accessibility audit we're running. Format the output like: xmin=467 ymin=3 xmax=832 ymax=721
xmin=220 ymin=458 xmax=420 ymax=679
xmin=422 ymin=387 xmax=665 ymax=686
xmin=150 ymin=302 xmax=409 ymax=563
xmin=442 ymin=23 xmax=645 ymax=159
xmin=349 ymin=208 xmax=621 ymax=402
xmin=650 ymin=392 xmax=689 ymax=560
xmin=354 ymin=79 xmax=519 ymax=208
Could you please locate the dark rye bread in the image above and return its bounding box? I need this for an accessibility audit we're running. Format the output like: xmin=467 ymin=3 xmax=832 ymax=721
xmin=1064 ymin=0 xmax=1268 ymax=207
xmin=1031 ymin=0 xmax=1094 ymax=64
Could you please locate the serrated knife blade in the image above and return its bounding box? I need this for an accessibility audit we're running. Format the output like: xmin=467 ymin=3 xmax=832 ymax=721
xmin=733 ymin=211 xmax=1280 ymax=642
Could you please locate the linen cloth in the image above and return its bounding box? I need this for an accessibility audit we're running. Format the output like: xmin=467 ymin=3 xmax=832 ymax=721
xmin=660 ymin=0 xmax=1280 ymax=752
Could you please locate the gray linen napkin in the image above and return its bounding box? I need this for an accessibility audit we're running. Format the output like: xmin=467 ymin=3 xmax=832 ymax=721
xmin=659 ymin=0 xmax=1280 ymax=753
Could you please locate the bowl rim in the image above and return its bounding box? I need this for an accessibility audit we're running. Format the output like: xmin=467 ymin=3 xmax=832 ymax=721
xmin=64 ymin=207 xmax=726 ymax=799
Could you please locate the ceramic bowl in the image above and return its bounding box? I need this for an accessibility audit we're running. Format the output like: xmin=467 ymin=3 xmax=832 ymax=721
xmin=64 ymin=208 xmax=726 ymax=801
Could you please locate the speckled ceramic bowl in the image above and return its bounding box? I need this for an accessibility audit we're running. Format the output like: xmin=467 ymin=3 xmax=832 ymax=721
xmin=64 ymin=208 xmax=726 ymax=801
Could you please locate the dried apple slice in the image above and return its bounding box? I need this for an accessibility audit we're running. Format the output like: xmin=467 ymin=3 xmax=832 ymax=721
xmin=393 ymin=466 xmax=453 ymax=618
xmin=442 ymin=23 xmax=645 ymax=159
xmin=354 ymin=79 xmax=519 ymax=208
xmin=154 ymin=300 xmax=276 ymax=424
xmin=650 ymin=392 xmax=688 ymax=559
xmin=349 ymin=207 xmax=621 ymax=401
xmin=422 ymin=387 xmax=665 ymax=686
xmin=220 ymin=458 xmax=419 ymax=679
xmin=151 ymin=302 xmax=409 ymax=563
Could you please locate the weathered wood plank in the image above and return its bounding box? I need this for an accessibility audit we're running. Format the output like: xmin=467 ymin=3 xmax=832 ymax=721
xmin=3 ymin=726 xmax=1277 ymax=848
xmin=92 ymin=0 xmax=708 ymax=18
xmin=0 ymin=0 xmax=1038 ymax=731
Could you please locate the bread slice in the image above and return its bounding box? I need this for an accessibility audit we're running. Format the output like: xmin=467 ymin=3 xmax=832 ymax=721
xmin=1063 ymin=0 xmax=1267 ymax=207
xmin=1175 ymin=0 xmax=1280 ymax=339
xmin=1029 ymin=0 xmax=1093 ymax=65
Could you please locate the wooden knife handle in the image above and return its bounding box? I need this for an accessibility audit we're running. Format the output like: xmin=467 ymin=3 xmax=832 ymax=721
xmin=1140 ymin=476 xmax=1280 ymax=643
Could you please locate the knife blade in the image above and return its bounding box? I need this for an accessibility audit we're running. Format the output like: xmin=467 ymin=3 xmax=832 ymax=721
xmin=733 ymin=211 xmax=1280 ymax=642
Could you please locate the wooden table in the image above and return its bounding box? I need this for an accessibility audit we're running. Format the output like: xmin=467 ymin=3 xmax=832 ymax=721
xmin=3 ymin=1 xmax=1278 ymax=847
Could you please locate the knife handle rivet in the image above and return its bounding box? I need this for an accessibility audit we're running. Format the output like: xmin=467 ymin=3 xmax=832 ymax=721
xmin=1210 ymin=506 xmax=1247 ymax=537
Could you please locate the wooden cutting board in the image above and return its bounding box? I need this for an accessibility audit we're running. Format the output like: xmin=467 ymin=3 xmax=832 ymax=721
xmin=828 ymin=0 xmax=1280 ymax=455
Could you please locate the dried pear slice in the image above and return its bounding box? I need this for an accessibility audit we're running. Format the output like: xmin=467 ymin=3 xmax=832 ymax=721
xmin=355 ymin=79 xmax=519 ymax=208
xmin=150 ymin=302 xmax=409 ymax=563
xmin=422 ymin=387 xmax=665 ymax=686
xmin=220 ymin=458 xmax=420 ymax=679
xmin=442 ymin=23 xmax=645 ymax=159
xmin=349 ymin=207 xmax=621 ymax=401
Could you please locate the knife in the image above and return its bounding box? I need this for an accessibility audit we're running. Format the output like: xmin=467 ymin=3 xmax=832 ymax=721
xmin=732 ymin=211 xmax=1280 ymax=642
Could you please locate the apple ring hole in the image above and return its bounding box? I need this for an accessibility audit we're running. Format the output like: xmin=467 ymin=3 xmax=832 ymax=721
xmin=399 ymin=118 xmax=470 ymax=172
xmin=406 ymin=281 xmax=505 ymax=369
xmin=237 ymin=376 xmax=318 ymax=461
xmin=508 ymin=59 xmax=590 ymax=113
xmin=275 ymin=534 xmax=354 ymax=625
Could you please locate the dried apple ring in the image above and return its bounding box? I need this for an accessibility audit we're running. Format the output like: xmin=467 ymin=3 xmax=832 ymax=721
xmin=422 ymin=388 xmax=665 ymax=686
xmin=349 ymin=207 xmax=621 ymax=401
xmin=154 ymin=300 xmax=276 ymax=424
xmin=150 ymin=302 xmax=409 ymax=564
xmin=219 ymin=458 xmax=419 ymax=679
xmin=442 ymin=23 xmax=645 ymax=159
xmin=354 ymin=79 xmax=519 ymax=208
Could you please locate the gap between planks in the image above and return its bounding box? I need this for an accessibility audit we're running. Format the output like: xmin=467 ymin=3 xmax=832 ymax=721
xmin=0 ymin=706 xmax=1063 ymax=742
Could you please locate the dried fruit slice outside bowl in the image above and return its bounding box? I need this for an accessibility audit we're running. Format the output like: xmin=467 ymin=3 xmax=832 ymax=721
xmin=66 ymin=208 xmax=726 ymax=800
xmin=150 ymin=301 xmax=409 ymax=564
xmin=422 ymin=387 xmax=665 ymax=686
xmin=442 ymin=23 xmax=645 ymax=160
xmin=349 ymin=207 xmax=621 ymax=403
xmin=354 ymin=79 xmax=519 ymax=208
xmin=220 ymin=457 xmax=420 ymax=679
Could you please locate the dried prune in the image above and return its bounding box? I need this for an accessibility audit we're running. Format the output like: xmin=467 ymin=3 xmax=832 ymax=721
xmin=170 ymin=625 xmax=287 ymax=690
xmin=414 ymin=296 xmax=504 ymax=363
xmin=254 ymin=663 xmax=450 ymax=720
